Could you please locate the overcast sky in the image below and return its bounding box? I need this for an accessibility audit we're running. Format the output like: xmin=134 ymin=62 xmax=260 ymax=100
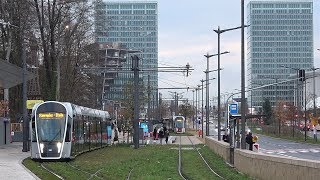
xmin=106 ymin=0 xmax=320 ymax=103
xmin=156 ymin=0 xmax=320 ymax=103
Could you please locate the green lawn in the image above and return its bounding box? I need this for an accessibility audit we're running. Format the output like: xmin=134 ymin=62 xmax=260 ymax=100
xmin=23 ymin=143 xmax=251 ymax=180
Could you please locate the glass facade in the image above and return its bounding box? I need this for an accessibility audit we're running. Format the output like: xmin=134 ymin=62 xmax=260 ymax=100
xmin=95 ymin=1 xmax=158 ymax=105
xmin=247 ymin=1 xmax=313 ymax=108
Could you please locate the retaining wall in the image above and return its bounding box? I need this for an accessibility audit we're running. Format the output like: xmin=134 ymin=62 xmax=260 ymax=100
xmin=205 ymin=137 xmax=320 ymax=180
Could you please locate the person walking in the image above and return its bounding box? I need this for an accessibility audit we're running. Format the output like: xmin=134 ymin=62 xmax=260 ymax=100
xmin=158 ymin=127 xmax=164 ymax=144
xmin=153 ymin=127 xmax=157 ymax=140
xmin=164 ymin=126 xmax=169 ymax=144
xmin=246 ymin=132 xmax=254 ymax=151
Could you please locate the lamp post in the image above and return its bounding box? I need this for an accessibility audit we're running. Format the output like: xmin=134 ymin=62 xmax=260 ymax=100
xmin=200 ymin=82 xmax=204 ymax=138
xmin=192 ymin=90 xmax=195 ymax=129
xmin=204 ymin=52 xmax=229 ymax=136
xmin=195 ymin=88 xmax=198 ymax=130
xmin=214 ymin=24 xmax=248 ymax=141
xmin=311 ymin=67 xmax=319 ymax=117
xmin=197 ymin=85 xmax=201 ymax=134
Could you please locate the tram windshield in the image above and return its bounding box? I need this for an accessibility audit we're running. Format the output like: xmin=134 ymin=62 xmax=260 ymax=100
xmin=175 ymin=117 xmax=184 ymax=128
xmin=36 ymin=112 xmax=66 ymax=142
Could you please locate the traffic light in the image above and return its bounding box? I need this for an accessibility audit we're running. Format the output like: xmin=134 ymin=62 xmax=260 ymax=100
xmin=299 ymin=69 xmax=305 ymax=81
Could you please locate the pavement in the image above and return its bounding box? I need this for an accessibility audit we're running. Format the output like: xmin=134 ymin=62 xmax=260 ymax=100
xmin=0 ymin=142 xmax=39 ymax=180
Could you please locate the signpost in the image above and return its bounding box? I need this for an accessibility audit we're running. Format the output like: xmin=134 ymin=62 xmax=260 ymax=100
xmin=229 ymin=103 xmax=238 ymax=114
xmin=26 ymin=100 xmax=44 ymax=109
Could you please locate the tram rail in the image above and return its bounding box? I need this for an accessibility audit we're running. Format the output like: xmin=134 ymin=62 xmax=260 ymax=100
xmin=178 ymin=136 xmax=225 ymax=179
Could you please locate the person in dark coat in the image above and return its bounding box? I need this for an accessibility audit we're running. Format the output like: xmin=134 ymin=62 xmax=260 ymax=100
xmin=163 ymin=126 xmax=169 ymax=144
xmin=158 ymin=127 xmax=165 ymax=144
xmin=153 ymin=127 xmax=157 ymax=140
xmin=246 ymin=132 xmax=254 ymax=151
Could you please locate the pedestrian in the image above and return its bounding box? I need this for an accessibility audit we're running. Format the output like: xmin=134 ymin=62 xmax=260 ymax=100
xmin=246 ymin=132 xmax=254 ymax=151
xmin=164 ymin=126 xmax=169 ymax=144
xmin=158 ymin=127 xmax=164 ymax=144
xmin=153 ymin=127 xmax=157 ymax=140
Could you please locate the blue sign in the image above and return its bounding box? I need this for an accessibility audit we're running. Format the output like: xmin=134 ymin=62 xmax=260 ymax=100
xmin=229 ymin=103 xmax=238 ymax=114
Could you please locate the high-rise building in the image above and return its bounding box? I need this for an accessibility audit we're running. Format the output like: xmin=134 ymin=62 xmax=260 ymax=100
xmin=247 ymin=0 xmax=313 ymax=109
xmin=94 ymin=1 xmax=158 ymax=111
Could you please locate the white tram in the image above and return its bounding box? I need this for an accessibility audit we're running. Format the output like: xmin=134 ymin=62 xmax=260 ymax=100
xmin=173 ymin=116 xmax=186 ymax=133
xmin=30 ymin=101 xmax=110 ymax=160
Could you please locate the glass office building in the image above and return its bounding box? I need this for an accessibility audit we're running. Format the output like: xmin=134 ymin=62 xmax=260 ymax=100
xmin=94 ymin=1 xmax=158 ymax=107
xmin=247 ymin=0 xmax=313 ymax=109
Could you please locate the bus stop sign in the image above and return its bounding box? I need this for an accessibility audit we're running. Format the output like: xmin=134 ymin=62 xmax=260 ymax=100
xmin=229 ymin=103 xmax=238 ymax=115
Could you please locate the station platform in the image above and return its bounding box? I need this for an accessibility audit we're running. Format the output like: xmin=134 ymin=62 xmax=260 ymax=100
xmin=0 ymin=142 xmax=38 ymax=180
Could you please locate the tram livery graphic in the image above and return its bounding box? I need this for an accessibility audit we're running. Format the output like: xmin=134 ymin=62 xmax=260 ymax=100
xmin=173 ymin=116 xmax=185 ymax=133
xmin=30 ymin=101 xmax=110 ymax=160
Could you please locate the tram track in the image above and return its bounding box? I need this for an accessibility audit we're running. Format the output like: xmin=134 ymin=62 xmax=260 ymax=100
xmin=40 ymin=163 xmax=64 ymax=180
xmin=67 ymin=162 xmax=104 ymax=180
xmin=40 ymin=161 xmax=105 ymax=180
xmin=178 ymin=136 xmax=225 ymax=179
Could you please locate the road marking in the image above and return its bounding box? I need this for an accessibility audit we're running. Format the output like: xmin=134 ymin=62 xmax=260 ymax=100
xmin=310 ymin=149 xmax=320 ymax=153
xmin=288 ymin=150 xmax=298 ymax=153
xmin=299 ymin=150 xmax=309 ymax=153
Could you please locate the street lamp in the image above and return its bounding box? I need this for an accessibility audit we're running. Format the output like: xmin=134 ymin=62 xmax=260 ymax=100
xmin=192 ymin=90 xmax=195 ymax=129
xmin=311 ymin=67 xmax=319 ymax=118
xmin=213 ymin=25 xmax=248 ymax=141
xmin=204 ymin=52 xmax=229 ymax=137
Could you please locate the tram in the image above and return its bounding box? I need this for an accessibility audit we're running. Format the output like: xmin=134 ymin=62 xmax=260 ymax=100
xmin=30 ymin=101 xmax=110 ymax=160
xmin=173 ymin=116 xmax=185 ymax=133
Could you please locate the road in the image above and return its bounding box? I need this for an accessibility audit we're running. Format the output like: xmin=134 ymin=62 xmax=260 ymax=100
xmin=258 ymin=134 xmax=320 ymax=161
xmin=203 ymin=121 xmax=320 ymax=161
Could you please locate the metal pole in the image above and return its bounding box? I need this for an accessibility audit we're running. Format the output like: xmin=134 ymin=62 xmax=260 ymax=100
xmin=251 ymin=89 xmax=252 ymax=115
xmin=217 ymin=27 xmax=221 ymax=141
xmin=148 ymin=75 xmax=150 ymax=123
xmin=240 ymin=0 xmax=246 ymax=149
xmin=22 ymin=39 xmax=28 ymax=152
xmin=305 ymin=78 xmax=307 ymax=141
xmin=276 ymin=79 xmax=280 ymax=135
xmin=313 ymin=68 xmax=317 ymax=141
xmin=132 ymin=55 xmax=140 ymax=149
xmin=195 ymin=88 xmax=198 ymax=130
xmin=313 ymin=68 xmax=317 ymax=116
xmin=206 ymin=55 xmax=210 ymax=136
xmin=192 ymin=90 xmax=195 ymax=129
xmin=201 ymin=80 xmax=204 ymax=138
xmin=197 ymin=86 xmax=201 ymax=134
xmin=297 ymin=70 xmax=300 ymax=132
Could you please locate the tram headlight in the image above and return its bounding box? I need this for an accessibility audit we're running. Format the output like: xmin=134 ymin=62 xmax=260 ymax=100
xmin=39 ymin=143 xmax=44 ymax=153
xmin=57 ymin=142 xmax=62 ymax=153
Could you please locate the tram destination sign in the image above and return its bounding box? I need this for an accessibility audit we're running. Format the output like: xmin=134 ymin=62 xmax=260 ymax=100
xmin=38 ymin=112 xmax=65 ymax=119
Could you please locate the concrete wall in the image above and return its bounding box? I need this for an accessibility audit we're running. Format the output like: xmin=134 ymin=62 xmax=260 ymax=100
xmin=205 ymin=137 xmax=230 ymax=162
xmin=206 ymin=137 xmax=320 ymax=180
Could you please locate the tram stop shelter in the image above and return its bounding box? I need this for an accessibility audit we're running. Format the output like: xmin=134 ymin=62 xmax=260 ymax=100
xmin=0 ymin=59 xmax=35 ymax=145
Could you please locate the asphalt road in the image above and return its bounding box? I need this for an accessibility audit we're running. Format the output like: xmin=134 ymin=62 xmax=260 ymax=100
xmin=257 ymin=134 xmax=320 ymax=161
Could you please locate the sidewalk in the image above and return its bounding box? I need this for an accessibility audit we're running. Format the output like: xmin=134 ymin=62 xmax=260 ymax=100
xmin=0 ymin=142 xmax=39 ymax=180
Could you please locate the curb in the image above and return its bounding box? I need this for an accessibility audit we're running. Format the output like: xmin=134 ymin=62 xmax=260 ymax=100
xmin=20 ymin=156 xmax=41 ymax=180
